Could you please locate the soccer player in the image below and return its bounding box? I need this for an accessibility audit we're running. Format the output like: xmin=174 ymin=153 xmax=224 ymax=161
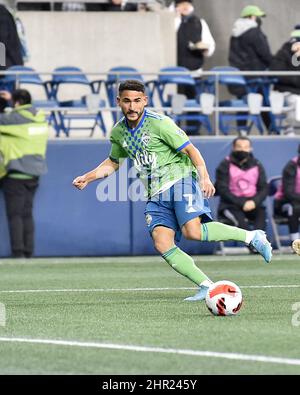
xmin=73 ymin=80 xmax=272 ymax=301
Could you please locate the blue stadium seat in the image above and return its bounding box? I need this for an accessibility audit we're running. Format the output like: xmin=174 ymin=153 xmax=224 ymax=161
xmin=103 ymin=66 xmax=151 ymax=123
xmin=241 ymin=76 xmax=285 ymax=134
xmin=206 ymin=66 xmax=264 ymax=135
xmin=205 ymin=66 xmax=247 ymax=90
xmin=48 ymin=66 xmax=96 ymax=99
xmin=155 ymin=66 xmax=196 ymax=106
xmin=0 ymin=65 xmax=52 ymax=97
xmin=0 ymin=66 xmax=61 ymax=135
xmin=33 ymin=99 xmax=61 ymax=137
xmin=154 ymin=66 xmax=212 ymax=134
xmin=48 ymin=66 xmax=106 ymax=137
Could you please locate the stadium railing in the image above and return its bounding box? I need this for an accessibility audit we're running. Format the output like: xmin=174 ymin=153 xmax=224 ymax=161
xmin=0 ymin=68 xmax=299 ymax=137
xmin=267 ymin=176 xmax=293 ymax=253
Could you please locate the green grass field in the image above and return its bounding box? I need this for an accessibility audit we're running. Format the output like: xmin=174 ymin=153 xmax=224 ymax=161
xmin=0 ymin=255 xmax=299 ymax=375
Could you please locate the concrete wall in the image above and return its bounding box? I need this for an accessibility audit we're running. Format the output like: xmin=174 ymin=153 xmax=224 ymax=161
xmin=17 ymin=1 xmax=300 ymax=74
xmin=19 ymin=11 xmax=176 ymax=75
xmin=194 ymin=0 xmax=300 ymax=69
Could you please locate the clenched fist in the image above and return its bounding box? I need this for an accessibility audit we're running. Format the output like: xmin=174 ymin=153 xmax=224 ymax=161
xmin=72 ymin=175 xmax=88 ymax=190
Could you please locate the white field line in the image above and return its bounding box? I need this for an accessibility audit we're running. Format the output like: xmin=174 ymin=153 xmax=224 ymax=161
xmin=0 ymin=284 xmax=299 ymax=294
xmin=0 ymin=337 xmax=299 ymax=367
xmin=0 ymin=254 xmax=299 ymax=266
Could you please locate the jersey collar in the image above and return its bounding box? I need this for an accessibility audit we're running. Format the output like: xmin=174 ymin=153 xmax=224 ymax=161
xmin=125 ymin=110 xmax=146 ymax=134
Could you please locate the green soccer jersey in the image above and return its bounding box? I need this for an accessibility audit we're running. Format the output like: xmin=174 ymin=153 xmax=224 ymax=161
xmin=109 ymin=109 xmax=197 ymax=197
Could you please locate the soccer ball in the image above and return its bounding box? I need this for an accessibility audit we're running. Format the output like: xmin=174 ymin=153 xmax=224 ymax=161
xmin=205 ymin=280 xmax=243 ymax=316
xmin=292 ymin=239 xmax=300 ymax=255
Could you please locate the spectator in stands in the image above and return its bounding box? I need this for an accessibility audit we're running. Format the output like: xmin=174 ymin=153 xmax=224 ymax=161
xmin=229 ymin=5 xmax=272 ymax=131
xmin=10 ymin=6 xmax=30 ymax=63
xmin=0 ymin=2 xmax=23 ymax=69
xmin=215 ymin=137 xmax=268 ymax=241
xmin=0 ymin=2 xmax=24 ymax=110
xmin=270 ymin=25 xmax=300 ymax=135
xmin=229 ymin=5 xmax=272 ymax=72
xmin=104 ymin=0 xmax=138 ymax=11
xmin=173 ymin=0 xmax=215 ymax=135
xmin=274 ymin=144 xmax=300 ymax=243
xmin=175 ymin=0 xmax=215 ymax=75
xmin=0 ymin=89 xmax=48 ymax=258
xmin=17 ymin=2 xmax=51 ymax=11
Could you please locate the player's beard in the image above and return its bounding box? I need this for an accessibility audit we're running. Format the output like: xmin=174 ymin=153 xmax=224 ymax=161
xmin=125 ymin=108 xmax=144 ymax=126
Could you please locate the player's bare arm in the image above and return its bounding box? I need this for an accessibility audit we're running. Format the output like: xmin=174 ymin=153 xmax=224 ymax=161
xmin=72 ymin=158 xmax=119 ymax=190
xmin=181 ymin=143 xmax=215 ymax=198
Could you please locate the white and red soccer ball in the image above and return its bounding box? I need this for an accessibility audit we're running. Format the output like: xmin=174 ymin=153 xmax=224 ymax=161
xmin=205 ymin=280 xmax=243 ymax=316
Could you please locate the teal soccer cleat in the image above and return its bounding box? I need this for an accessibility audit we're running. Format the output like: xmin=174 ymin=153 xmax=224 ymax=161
xmin=249 ymin=230 xmax=272 ymax=263
xmin=184 ymin=285 xmax=209 ymax=301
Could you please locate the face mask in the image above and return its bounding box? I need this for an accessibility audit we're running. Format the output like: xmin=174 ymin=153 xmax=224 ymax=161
xmin=232 ymin=151 xmax=250 ymax=162
xmin=256 ymin=17 xmax=263 ymax=28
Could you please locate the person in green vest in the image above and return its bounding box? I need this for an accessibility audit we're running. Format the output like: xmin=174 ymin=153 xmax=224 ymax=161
xmin=0 ymin=89 xmax=48 ymax=258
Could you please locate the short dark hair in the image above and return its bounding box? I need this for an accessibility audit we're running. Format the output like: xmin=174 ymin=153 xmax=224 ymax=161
xmin=232 ymin=136 xmax=252 ymax=147
xmin=175 ymin=0 xmax=193 ymax=5
xmin=118 ymin=80 xmax=145 ymax=95
xmin=12 ymin=89 xmax=32 ymax=106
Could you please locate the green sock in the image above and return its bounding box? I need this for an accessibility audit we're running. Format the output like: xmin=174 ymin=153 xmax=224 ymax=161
xmin=162 ymin=246 xmax=210 ymax=286
xmin=201 ymin=221 xmax=247 ymax=243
